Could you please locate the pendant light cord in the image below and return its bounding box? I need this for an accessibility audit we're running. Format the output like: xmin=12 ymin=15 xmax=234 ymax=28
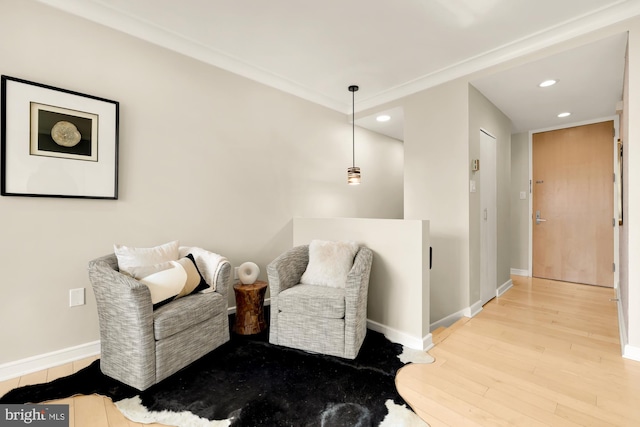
xmin=349 ymin=85 xmax=358 ymax=168
xmin=352 ymin=88 xmax=355 ymax=168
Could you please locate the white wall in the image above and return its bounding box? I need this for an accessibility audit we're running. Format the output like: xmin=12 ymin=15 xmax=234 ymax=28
xmin=510 ymin=132 xmax=530 ymax=273
xmin=402 ymin=79 xmax=471 ymax=324
xmin=0 ymin=0 xmax=403 ymax=365
xmin=619 ymin=36 xmax=630 ymax=348
xmin=293 ymin=217 xmax=431 ymax=349
xmin=468 ymin=86 xmax=512 ymax=304
xmin=625 ymin=20 xmax=640 ymax=358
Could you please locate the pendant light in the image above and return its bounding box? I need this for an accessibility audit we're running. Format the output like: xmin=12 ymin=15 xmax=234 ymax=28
xmin=347 ymin=85 xmax=361 ymax=185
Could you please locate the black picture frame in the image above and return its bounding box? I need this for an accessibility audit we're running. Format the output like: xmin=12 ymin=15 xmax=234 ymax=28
xmin=1 ymin=75 xmax=119 ymax=199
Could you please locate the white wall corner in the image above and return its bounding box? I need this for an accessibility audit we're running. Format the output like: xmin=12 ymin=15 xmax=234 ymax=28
xmin=615 ymin=287 xmax=633 ymax=360
xmin=431 ymin=307 xmax=469 ymax=332
xmin=623 ymin=345 xmax=640 ymax=362
xmin=0 ymin=341 xmax=100 ymax=382
xmin=510 ymin=268 xmax=529 ymax=276
xmin=498 ymin=279 xmax=513 ymax=297
xmin=464 ymin=300 xmax=484 ymax=318
xmin=367 ymin=319 xmax=428 ymax=351
xmin=423 ymin=333 xmax=434 ymax=352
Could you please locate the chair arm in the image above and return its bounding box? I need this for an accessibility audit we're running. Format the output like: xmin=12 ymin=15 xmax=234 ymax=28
xmin=179 ymin=246 xmax=231 ymax=300
xmin=214 ymin=261 xmax=231 ymax=300
xmin=267 ymin=245 xmax=309 ymax=296
xmin=88 ymin=254 xmax=156 ymax=389
xmin=344 ymin=246 xmax=373 ymax=359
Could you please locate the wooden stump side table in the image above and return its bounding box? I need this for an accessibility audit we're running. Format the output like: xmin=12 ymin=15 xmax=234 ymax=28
xmin=233 ymin=280 xmax=267 ymax=335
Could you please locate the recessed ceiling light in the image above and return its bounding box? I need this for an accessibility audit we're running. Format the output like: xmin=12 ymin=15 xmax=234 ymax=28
xmin=557 ymin=112 xmax=571 ymax=118
xmin=539 ymin=79 xmax=557 ymax=87
xmin=376 ymin=115 xmax=391 ymax=122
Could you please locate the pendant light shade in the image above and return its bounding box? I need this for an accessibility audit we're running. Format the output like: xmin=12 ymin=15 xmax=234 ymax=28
xmin=347 ymin=166 xmax=361 ymax=185
xmin=347 ymin=85 xmax=360 ymax=185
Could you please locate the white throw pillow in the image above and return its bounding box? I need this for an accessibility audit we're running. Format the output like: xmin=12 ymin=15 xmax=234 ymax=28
xmin=300 ymin=240 xmax=359 ymax=288
xmin=114 ymin=240 xmax=180 ymax=277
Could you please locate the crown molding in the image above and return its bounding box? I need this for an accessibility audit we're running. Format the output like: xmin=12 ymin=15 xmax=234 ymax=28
xmin=37 ymin=0 xmax=640 ymax=114
xmin=36 ymin=0 xmax=346 ymax=112
xmin=355 ymin=0 xmax=640 ymax=111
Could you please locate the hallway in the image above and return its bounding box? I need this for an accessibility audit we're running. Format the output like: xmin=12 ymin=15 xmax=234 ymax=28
xmin=396 ymin=276 xmax=640 ymax=426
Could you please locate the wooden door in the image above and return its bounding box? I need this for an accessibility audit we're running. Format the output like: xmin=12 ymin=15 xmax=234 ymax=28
xmin=532 ymin=121 xmax=613 ymax=287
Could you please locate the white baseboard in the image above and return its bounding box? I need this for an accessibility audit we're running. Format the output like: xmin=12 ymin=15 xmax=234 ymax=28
xmin=510 ymin=268 xmax=529 ymax=276
xmin=0 ymin=341 xmax=100 ymax=382
xmin=430 ymin=300 xmax=484 ymax=333
xmin=498 ymin=279 xmax=513 ymax=297
xmin=614 ymin=288 xmax=640 ymax=362
xmin=367 ymin=319 xmax=432 ymax=351
xmin=623 ymin=344 xmax=640 ymax=362
xmin=431 ymin=309 xmax=466 ymax=332
xmin=464 ymin=300 xmax=483 ymax=318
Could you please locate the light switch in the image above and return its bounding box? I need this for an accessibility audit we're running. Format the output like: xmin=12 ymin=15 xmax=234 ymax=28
xmin=470 ymin=180 xmax=476 ymax=193
xmin=520 ymin=191 xmax=526 ymax=200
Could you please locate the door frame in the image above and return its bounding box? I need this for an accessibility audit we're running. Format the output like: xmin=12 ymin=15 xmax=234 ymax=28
xmin=527 ymin=115 xmax=620 ymax=287
xmin=480 ymin=128 xmax=497 ymax=304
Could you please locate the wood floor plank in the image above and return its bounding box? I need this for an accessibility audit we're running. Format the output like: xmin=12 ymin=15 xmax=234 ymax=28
xmin=554 ymin=403 xmax=620 ymax=427
xmin=103 ymin=396 xmax=137 ymax=427
xmin=18 ymin=369 xmax=48 ymax=387
xmin=73 ymin=355 xmax=99 ymax=373
xmin=397 ymin=369 xmax=504 ymax=427
xmin=74 ymin=395 xmax=109 ymax=427
xmin=0 ymin=376 xmax=20 ymax=397
xmin=47 ymin=363 xmax=74 ymax=382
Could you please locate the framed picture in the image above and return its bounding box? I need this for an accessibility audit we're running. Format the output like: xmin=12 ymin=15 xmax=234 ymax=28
xmin=1 ymin=75 xmax=119 ymax=199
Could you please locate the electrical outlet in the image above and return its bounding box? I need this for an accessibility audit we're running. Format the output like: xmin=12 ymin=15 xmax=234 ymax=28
xmin=234 ymin=267 xmax=239 ymax=280
xmin=520 ymin=191 xmax=526 ymax=200
xmin=69 ymin=288 xmax=85 ymax=307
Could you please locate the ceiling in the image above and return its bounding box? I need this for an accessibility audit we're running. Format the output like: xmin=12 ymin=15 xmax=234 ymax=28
xmin=38 ymin=0 xmax=640 ymax=139
xmin=471 ymin=32 xmax=628 ymax=134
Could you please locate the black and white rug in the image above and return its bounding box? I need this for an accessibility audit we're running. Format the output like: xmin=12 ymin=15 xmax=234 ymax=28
xmin=1 ymin=330 xmax=432 ymax=426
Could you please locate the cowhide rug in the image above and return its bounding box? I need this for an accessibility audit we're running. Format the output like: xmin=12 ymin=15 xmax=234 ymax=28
xmin=1 ymin=330 xmax=432 ymax=426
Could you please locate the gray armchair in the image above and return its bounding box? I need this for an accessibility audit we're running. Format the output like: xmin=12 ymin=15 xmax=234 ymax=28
xmin=267 ymin=244 xmax=373 ymax=359
xmin=88 ymin=250 xmax=231 ymax=391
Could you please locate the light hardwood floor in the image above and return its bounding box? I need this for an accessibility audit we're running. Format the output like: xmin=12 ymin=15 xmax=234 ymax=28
xmin=1 ymin=275 xmax=638 ymax=426
xmin=397 ymin=275 xmax=640 ymax=426
xmin=0 ymin=355 xmax=164 ymax=427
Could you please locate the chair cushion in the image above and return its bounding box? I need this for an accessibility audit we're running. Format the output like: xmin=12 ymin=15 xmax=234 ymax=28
xmin=300 ymin=240 xmax=358 ymax=288
xmin=153 ymin=291 xmax=226 ymax=340
xmin=277 ymin=284 xmax=345 ymax=319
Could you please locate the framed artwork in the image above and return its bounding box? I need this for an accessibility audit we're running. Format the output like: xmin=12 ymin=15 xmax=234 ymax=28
xmin=1 ymin=75 xmax=119 ymax=199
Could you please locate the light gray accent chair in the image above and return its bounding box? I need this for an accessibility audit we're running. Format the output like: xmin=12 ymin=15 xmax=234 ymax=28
xmin=267 ymin=244 xmax=373 ymax=359
xmin=88 ymin=253 xmax=231 ymax=391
